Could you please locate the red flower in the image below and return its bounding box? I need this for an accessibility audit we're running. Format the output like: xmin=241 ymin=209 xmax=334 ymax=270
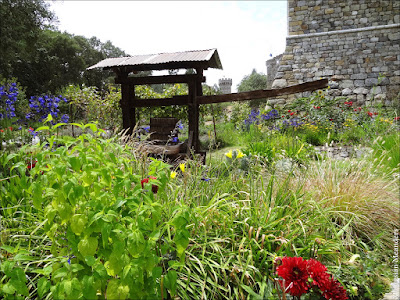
xmin=290 ymin=112 xmax=294 ymax=116
xmin=329 ymin=118 xmax=333 ymax=121
xmin=288 ymin=110 xmax=291 ymax=112
xmin=374 ymin=112 xmax=378 ymax=115
xmin=276 ymin=256 xmax=309 ymax=297
xmin=141 ymin=176 xmax=158 ymax=194
xmin=395 ymin=117 xmax=400 ymax=121
xmin=0 ymin=129 xmax=3 ymax=133
xmin=367 ymin=112 xmax=373 ymax=117
xmin=307 ymin=259 xmax=330 ymax=290
xmin=321 ymin=277 xmax=348 ymax=300
xmin=27 ymin=160 xmax=38 ymax=170
xmin=354 ymin=109 xmax=357 ymax=112
xmin=358 ymin=107 xmax=362 ymax=111
xmin=317 ymin=106 xmax=321 ymax=109
xmin=282 ymin=116 xmax=285 ymax=118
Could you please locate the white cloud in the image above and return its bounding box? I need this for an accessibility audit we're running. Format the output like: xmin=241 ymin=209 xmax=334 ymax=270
xmin=50 ymin=0 xmax=287 ymax=91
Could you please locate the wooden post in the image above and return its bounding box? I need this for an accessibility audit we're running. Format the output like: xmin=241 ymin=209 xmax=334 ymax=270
xmin=188 ymin=79 xmax=199 ymax=152
xmin=120 ymin=83 xmax=135 ymax=134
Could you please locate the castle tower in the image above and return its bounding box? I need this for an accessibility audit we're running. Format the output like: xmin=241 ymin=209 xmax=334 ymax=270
xmin=267 ymin=0 xmax=400 ymax=107
xmin=218 ymin=78 xmax=232 ymax=94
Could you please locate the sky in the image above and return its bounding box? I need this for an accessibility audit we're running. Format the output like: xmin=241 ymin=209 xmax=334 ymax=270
xmin=49 ymin=1 xmax=288 ymax=92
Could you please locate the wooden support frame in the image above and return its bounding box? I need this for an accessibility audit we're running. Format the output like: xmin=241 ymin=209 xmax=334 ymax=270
xmin=118 ymin=75 xmax=328 ymax=155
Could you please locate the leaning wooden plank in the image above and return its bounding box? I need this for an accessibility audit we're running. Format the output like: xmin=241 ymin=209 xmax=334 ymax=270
xmin=197 ymin=79 xmax=328 ymax=105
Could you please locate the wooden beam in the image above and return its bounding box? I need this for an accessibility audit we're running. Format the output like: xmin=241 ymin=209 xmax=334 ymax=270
xmin=120 ymin=83 xmax=135 ymax=133
xmin=197 ymin=79 xmax=328 ymax=104
xmin=132 ymin=95 xmax=189 ymax=107
xmin=115 ymin=74 xmax=206 ymax=85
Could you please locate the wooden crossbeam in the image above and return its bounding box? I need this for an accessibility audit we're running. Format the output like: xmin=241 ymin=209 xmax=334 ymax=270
xmin=197 ymin=79 xmax=328 ymax=104
xmin=132 ymin=95 xmax=188 ymax=107
xmin=115 ymin=74 xmax=205 ymax=85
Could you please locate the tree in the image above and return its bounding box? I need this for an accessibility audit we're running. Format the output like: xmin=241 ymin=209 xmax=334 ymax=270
xmin=237 ymin=69 xmax=268 ymax=108
xmin=0 ymin=0 xmax=55 ymax=93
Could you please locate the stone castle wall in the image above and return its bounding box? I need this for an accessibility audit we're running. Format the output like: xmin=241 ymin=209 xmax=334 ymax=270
xmin=288 ymin=0 xmax=399 ymax=35
xmin=267 ymin=0 xmax=400 ymax=107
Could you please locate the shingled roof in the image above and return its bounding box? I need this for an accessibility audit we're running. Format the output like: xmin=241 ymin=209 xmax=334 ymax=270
xmin=87 ymin=48 xmax=223 ymax=72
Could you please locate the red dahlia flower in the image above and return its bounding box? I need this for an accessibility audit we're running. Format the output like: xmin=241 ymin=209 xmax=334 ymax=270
xmin=276 ymin=256 xmax=309 ymax=297
xmin=307 ymin=259 xmax=330 ymax=290
xmin=322 ymin=277 xmax=348 ymax=300
xmin=141 ymin=176 xmax=158 ymax=194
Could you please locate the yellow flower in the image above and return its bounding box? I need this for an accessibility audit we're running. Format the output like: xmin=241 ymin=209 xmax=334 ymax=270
xmin=170 ymin=171 xmax=177 ymax=179
xmin=179 ymin=163 xmax=185 ymax=173
xmin=225 ymin=150 xmax=233 ymax=159
xmin=236 ymin=150 xmax=245 ymax=158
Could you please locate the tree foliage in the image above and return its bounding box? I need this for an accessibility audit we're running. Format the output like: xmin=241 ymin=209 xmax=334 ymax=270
xmin=237 ymin=69 xmax=268 ymax=108
xmin=0 ymin=0 xmax=129 ymax=96
xmin=237 ymin=69 xmax=268 ymax=92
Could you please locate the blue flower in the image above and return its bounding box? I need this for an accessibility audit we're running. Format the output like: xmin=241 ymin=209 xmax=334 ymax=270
xmin=60 ymin=114 xmax=69 ymax=123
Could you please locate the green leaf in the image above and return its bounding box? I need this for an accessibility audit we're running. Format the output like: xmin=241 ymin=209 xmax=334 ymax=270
xmin=164 ymin=270 xmax=177 ymax=297
xmin=4 ymin=153 xmax=17 ymax=166
xmin=63 ymin=280 xmax=72 ymax=296
xmin=32 ymin=182 xmax=43 ymax=209
xmin=84 ymin=256 xmax=96 ymax=267
xmin=0 ymin=245 xmax=16 ymax=254
xmin=56 ymin=202 xmax=73 ymax=222
xmin=82 ymin=276 xmax=96 ymax=299
xmin=53 ymin=123 xmax=66 ymax=129
xmin=11 ymin=268 xmax=27 ymax=283
xmin=70 ymin=123 xmax=84 ymax=129
xmin=37 ymin=277 xmax=50 ymax=298
xmin=127 ymin=230 xmax=146 ymax=258
xmin=106 ymin=279 xmax=130 ymax=300
xmin=68 ymin=157 xmax=81 ymax=172
xmin=70 ymin=263 xmax=85 ymax=273
xmin=10 ymin=278 xmax=29 ymax=296
xmin=78 ymin=236 xmax=98 ymax=257
xmin=105 ymin=251 xmax=129 ymax=277
xmin=1 ymin=260 xmax=15 ymax=277
xmin=70 ymin=214 xmax=87 ymax=235
xmin=2 ymin=282 xmax=16 ymax=294
xmin=84 ymin=123 xmax=98 ymax=132
xmin=36 ymin=126 xmax=50 ymax=131
xmin=53 ymin=267 xmax=68 ymax=279
xmin=13 ymin=253 xmax=32 ymax=262
xmin=44 ymin=114 xmax=53 ymax=124
xmin=174 ymin=228 xmax=190 ymax=258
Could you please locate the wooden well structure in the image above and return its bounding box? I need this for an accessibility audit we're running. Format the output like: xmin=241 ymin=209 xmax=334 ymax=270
xmin=88 ymin=48 xmax=328 ymax=154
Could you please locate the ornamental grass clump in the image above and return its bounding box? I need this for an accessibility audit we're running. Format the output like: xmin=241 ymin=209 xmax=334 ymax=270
xmin=301 ymin=158 xmax=399 ymax=251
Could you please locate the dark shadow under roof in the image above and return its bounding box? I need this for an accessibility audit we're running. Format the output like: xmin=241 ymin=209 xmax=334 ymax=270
xmin=87 ymin=48 xmax=223 ymax=72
